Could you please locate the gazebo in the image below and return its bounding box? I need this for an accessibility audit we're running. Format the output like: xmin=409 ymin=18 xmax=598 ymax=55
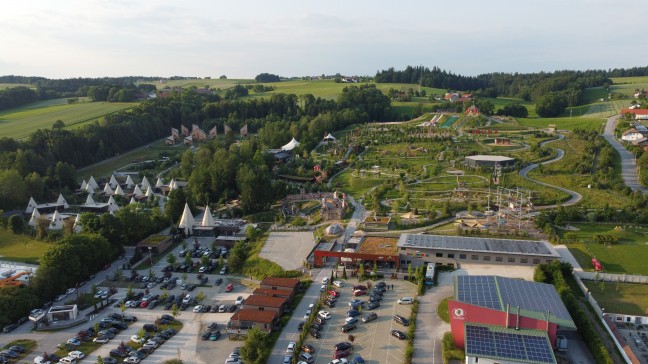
xmin=281 ymin=138 xmax=300 ymax=151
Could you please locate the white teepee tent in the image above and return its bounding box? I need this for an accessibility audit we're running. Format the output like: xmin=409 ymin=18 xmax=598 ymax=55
xmin=129 ymin=197 xmax=137 ymax=204
xmin=201 ymin=205 xmax=216 ymax=227
xmin=103 ymin=183 xmax=114 ymax=195
xmin=49 ymin=210 xmax=63 ymax=230
xmin=85 ymin=194 xmax=95 ymax=205
xmin=155 ymin=178 xmax=164 ymax=188
xmin=145 ymin=186 xmax=153 ymax=198
xmin=141 ymin=176 xmax=151 ymax=190
xmin=169 ymin=179 xmax=178 ymax=191
xmin=26 ymin=197 xmax=38 ymax=214
xmin=74 ymin=214 xmax=82 ymax=233
xmin=125 ymin=175 xmax=135 ymax=189
xmin=57 ymin=194 xmax=69 ymax=209
xmin=133 ymin=185 xmax=144 ymax=197
xmin=88 ymin=176 xmax=99 ymax=190
xmin=80 ymin=180 xmax=88 ymax=191
xmin=178 ymin=203 xmax=195 ymax=235
xmin=85 ymin=184 xmax=95 ymax=194
xmin=108 ymin=196 xmax=119 ymax=212
xmin=114 ymin=185 xmax=125 ymax=196
xmin=109 ymin=175 xmax=119 ymax=188
xmin=28 ymin=208 xmax=41 ymax=227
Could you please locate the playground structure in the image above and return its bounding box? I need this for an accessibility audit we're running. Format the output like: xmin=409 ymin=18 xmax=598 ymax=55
xmin=492 ymin=186 xmax=535 ymax=230
xmin=0 ymin=271 xmax=32 ymax=287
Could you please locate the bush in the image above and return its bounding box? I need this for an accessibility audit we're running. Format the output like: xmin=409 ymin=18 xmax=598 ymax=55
xmin=442 ymin=332 xmax=465 ymax=364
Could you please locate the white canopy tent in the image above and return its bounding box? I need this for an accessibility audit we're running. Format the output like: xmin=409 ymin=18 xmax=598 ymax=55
xmin=281 ymin=137 xmax=300 ymax=151
xmin=85 ymin=194 xmax=95 ymax=205
xmin=323 ymin=133 xmax=336 ymax=142
xmin=133 ymin=185 xmax=144 ymax=197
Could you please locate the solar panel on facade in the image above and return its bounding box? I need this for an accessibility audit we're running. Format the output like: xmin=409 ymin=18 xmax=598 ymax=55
xmin=465 ymin=325 xmax=556 ymax=364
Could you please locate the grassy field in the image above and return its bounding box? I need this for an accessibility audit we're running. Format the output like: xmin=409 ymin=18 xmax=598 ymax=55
xmin=152 ymin=78 xmax=252 ymax=90
xmin=584 ymin=280 xmax=648 ymax=315
xmin=561 ymin=223 xmax=648 ymax=275
xmin=0 ymin=100 xmax=137 ymax=139
xmin=0 ymin=229 xmax=52 ymax=264
xmin=516 ymin=117 xmax=604 ymax=131
xmin=0 ymin=83 xmax=34 ymax=89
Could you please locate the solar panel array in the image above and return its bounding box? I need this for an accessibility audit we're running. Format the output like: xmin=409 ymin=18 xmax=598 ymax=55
xmin=398 ymin=233 xmax=554 ymax=256
xmin=497 ymin=278 xmax=571 ymax=321
xmin=465 ymin=325 xmax=556 ymax=363
xmin=456 ymin=276 xmax=502 ymax=310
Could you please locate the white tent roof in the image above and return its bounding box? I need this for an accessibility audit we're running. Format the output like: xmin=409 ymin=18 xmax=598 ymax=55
xmin=57 ymin=194 xmax=69 ymax=209
xmin=155 ymin=178 xmax=164 ymax=188
xmin=74 ymin=214 xmax=82 ymax=233
xmin=114 ymin=185 xmax=125 ymax=196
xmin=178 ymin=203 xmax=195 ymax=234
xmin=324 ymin=133 xmax=336 ymax=141
xmin=141 ymin=176 xmax=151 ymax=190
xmin=85 ymin=184 xmax=95 ymax=194
xmin=108 ymin=196 xmax=119 ymax=212
xmin=169 ymin=179 xmax=178 ymax=191
xmin=125 ymin=175 xmax=135 ymax=189
xmin=26 ymin=197 xmax=37 ymax=214
xmin=103 ymin=183 xmax=114 ymax=195
xmin=85 ymin=194 xmax=95 ymax=205
xmin=281 ymin=137 xmax=300 ymax=151
xmin=88 ymin=176 xmax=99 ymax=190
xmin=109 ymin=175 xmax=119 ymax=189
xmin=133 ymin=185 xmax=144 ymax=197
xmin=201 ymin=205 xmax=216 ymax=227
xmin=49 ymin=210 xmax=63 ymax=230
xmin=80 ymin=180 xmax=87 ymax=191
xmin=129 ymin=197 xmax=137 ymax=204
xmin=28 ymin=208 xmax=41 ymax=227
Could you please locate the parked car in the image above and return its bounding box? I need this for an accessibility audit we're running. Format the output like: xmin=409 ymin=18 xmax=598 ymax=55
xmin=215 ymin=278 xmax=223 ymax=285
xmin=346 ymin=309 xmax=360 ymax=317
xmin=341 ymin=323 xmax=357 ymax=333
xmin=398 ymin=297 xmax=414 ymax=305
xmin=66 ymin=338 xmax=81 ymax=346
xmin=353 ymin=290 xmax=366 ymax=296
xmin=391 ymin=329 xmax=406 ymax=340
xmin=367 ymin=301 xmax=380 ymax=310
xmin=225 ymin=283 xmax=234 ymax=292
xmin=209 ymin=330 xmax=221 ymax=341
xmin=362 ymin=312 xmax=378 ymax=323
xmin=235 ymin=296 xmax=245 ymax=305
xmin=345 ymin=317 xmax=359 ymax=325
xmin=93 ymin=336 xmax=110 ymax=344
xmin=67 ymin=351 xmax=85 ymax=359
xmin=333 ymin=280 xmax=344 ymax=288
xmin=393 ymin=315 xmax=410 ymax=326
xmin=301 ymin=344 xmax=315 ymax=353
xmin=143 ymin=324 xmax=158 ymax=332
xmin=309 ymin=330 xmax=321 ymax=339
xmin=334 ymin=342 xmax=353 ymax=352
xmin=318 ymin=310 xmax=332 ymax=320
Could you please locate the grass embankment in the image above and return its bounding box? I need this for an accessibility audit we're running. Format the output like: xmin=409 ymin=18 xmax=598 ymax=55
xmin=242 ymin=233 xmax=301 ymax=279
xmin=0 ymin=100 xmax=137 ymax=139
xmin=3 ymin=339 xmax=38 ymax=362
xmin=437 ymin=297 xmax=451 ymax=323
xmin=583 ymin=281 xmax=648 ymax=316
xmin=0 ymin=229 xmax=51 ymax=264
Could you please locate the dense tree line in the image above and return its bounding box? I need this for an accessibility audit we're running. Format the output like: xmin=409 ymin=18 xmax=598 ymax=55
xmin=254 ymin=73 xmax=281 ymax=83
xmin=496 ymin=103 xmax=529 ymax=117
xmin=0 ymin=86 xmax=39 ymax=111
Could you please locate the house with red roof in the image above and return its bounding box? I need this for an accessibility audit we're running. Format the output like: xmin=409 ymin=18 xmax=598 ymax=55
xmin=621 ymin=108 xmax=648 ymax=120
xmin=242 ymin=295 xmax=288 ymax=315
xmin=228 ymin=309 xmax=278 ymax=333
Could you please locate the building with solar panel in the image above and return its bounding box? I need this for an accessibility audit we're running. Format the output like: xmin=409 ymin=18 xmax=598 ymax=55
xmin=449 ymin=276 xmax=576 ymax=364
xmin=397 ymin=234 xmax=560 ymax=268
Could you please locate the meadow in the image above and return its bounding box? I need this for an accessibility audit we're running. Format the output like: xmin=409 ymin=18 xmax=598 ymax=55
xmin=0 ymin=99 xmax=137 ymax=139
xmin=0 ymin=229 xmax=52 ymax=264
xmin=584 ymin=281 xmax=648 ymax=315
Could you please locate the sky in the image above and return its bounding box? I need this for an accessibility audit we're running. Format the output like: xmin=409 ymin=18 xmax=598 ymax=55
xmin=1 ymin=0 xmax=645 ymax=79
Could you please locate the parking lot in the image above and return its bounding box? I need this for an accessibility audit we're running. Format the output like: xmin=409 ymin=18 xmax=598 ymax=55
xmin=301 ymin=278 xmax=417 ymax=364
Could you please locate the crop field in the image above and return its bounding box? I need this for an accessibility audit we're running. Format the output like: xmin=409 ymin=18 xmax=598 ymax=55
xmin=0 ymin=229 xmax=51 ymax=264
xmin=0 ymin=100 xmax=137 ymax=139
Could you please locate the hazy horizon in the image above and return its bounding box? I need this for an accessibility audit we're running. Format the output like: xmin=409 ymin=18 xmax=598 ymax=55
xmin=1 ymin=0 xmax=645 ymax=79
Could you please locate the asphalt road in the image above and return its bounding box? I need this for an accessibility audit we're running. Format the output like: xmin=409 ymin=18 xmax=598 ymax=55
xmin=602 ymin=114 xmax=648 ymax=193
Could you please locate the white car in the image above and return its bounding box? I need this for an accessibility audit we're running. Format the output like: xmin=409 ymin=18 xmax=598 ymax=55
xmin=286 ymin=341 xmax=296 ymax=354
xmin=124 ymin=357 xmax=141 ymax=364
xmin=193 ymin=305 xmax=203 ymax=313
xmin=322 ymin=277 xmax=329 ymax=284
xmin=318 ymin=310 xmax=332 ymax=320
xmin=235 ymin=296 xmax=245 ymax=305
xmin=398 ymin=297 xmax=414 ymax=305
xmin=320 ymin=284 xmax=326 ymax=292
xmin=131 ymin=335 xmax=146 ymax=344
xmin=93 ymin=336 xmax=109 ymax=343
xmin=67 ymin=351 xmax=84 ymax=359
xmin=66 ymin=338 xmax=81 ymax=346
xmin=333 ymin=280 xmax=344 ymax=288
xmin=329 ymin=359 xmax=349 ymax=364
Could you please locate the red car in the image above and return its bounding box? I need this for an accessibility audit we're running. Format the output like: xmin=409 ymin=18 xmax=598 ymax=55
xmin=225 ymin=283 xmax=233 ymax=292
xmin=333 ymin=349 xmax=351 ymax=359
xmin=139 ymin=300 xmax=150 ymax=308
xmin=353 ymin=290 xmax=366 ymax=296
xmin=328 ymin=290 xmax=340 ymax=297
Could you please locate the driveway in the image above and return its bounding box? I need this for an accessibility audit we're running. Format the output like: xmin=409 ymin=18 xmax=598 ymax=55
xmin=412 ymin=283 xmax=452 ymax=364
xmin=602 ymin=115 xmax=648 ymax=193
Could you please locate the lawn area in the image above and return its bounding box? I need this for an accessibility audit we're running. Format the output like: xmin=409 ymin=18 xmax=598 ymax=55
xmin=583 ymin=280 xmax=648 ymax=315
xmin=438 ymin=296 xmax=451 ymax=323
xmin=516 ymin=117 xmax=604 ymax=131
xmin=0 ymin=83 xmax=34 ymax=89
xmin=561 ymin=223 xmax=648 ymax=275
xmin=153 ymin=78 xmax=251 ymax=90
xmin=0 ymin=100 xmax=137 ymax=139
xmin=0 ymin=229 xmax=51 ymax=264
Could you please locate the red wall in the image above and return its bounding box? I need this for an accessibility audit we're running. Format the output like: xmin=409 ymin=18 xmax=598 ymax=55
xmin=448 ymin=300 xmax=558 ymax=348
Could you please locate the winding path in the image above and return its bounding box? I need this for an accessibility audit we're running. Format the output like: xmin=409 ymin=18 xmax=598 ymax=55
xmin=602 ymin=115 xmax=648 ymax=193
xmin=518 ymin=133 xmax=583 ymax=207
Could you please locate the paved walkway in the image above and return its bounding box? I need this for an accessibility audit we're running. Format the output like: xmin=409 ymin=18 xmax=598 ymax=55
xmin=412 ymin=283 xmax=452 ymax=364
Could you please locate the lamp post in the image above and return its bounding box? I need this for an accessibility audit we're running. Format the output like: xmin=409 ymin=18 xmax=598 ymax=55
xmin=148 ymin=247 xmax=153 ymax=267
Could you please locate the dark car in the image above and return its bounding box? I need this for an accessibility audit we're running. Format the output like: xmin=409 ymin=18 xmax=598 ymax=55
xmin=394 ymin=315 xmax=410 ymax=326
xmin=369 ymin=295 xmax=382 ymax=303
xmin=301 ymin=344 xmax=315 ymax=354
xmin=334 ymin=342 xmax=353 ymax=352
xmin=314 ymin=316 xmax=326 ymax=325
xmin=362 ymin=312 xmax=378 ymax=323
xmin=109 ymin=350 xmax=128 ymax=358
xmin=391 ymin=329 xmax=406 ymax=340
xmin=112 ymin=322 xmax=128 ymax=330
xmin=227 ymin=304 xmax=237 ymax=313
xmin=161 ymin=314 xmax=174 ymax=322
xmin=102 ymin=358 xmax=118 ymax=364
xmin=375 ymin=281 xmax=386 ymax=288
xmin=201 ymin=331 xmax=212 ymax=340
xmin=311 ymin=323 xmax=323 ymax=331
xmin=165 ymin=295 xmax=176 ymax=304
xmin=298 ymin=321 xmax=305 ymax=331
xmin=347 ymin=309 xmax=360 ymax=317
xmin=333 ymin=349 xmax=351 ymax=359
xmin=309 ymin=330 xmax=321 ymax=339
xmin=143 ymin=324 xmax=158 ymax=332
xmin=353 ymin=285 xmax=367 ymax=291
xmin=2 ymin=324 xmax=17 ymax=333
xmin=367 ymin=301 xmax=380 ymax=310
xmin=215 ymin=278 xmax=223 ymax=286
xmin=341 ymin=323 xmax=357 ymax=333
xmin=8 ymin=345 xmax=24 ymax=353
xmin=369 ymin=289 xmax=383 ymax=297
xmin=0 ymin=350 xmax=18 ymax=359
xmin=164 ymin=302 xmax=173 ymax=310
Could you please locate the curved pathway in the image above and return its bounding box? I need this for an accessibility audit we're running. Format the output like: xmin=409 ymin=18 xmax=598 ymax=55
xmin=602 ymin=115 xmax=648 ymax=193
xmin=519 ymin=133 xmax=582 ymax=207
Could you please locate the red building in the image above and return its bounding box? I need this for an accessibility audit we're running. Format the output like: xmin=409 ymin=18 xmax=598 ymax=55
xmin=448 ymin=276 xmax=575 ymax=363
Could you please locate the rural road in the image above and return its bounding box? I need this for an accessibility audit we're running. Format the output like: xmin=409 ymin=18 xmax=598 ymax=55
xmin=519 ymin=133 xmax=583 ymax=207
xmin=602 ymin=114 xmax=648 ymax=193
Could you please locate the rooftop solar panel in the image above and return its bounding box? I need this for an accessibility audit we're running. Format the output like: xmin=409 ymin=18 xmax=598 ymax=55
xmin=465 ymin=325 xmax=556 ymax=364
xmin=497 ymin=277 xmax=572 ymax=321
xmin=456 ymin=276 xmax=502 ymax=310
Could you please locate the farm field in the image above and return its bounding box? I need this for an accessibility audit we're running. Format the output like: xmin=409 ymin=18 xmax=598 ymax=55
xmin=0 ymin=100 xmax=137 ymax=139
xmin=0 ymin=229 xmax=51 ymax=264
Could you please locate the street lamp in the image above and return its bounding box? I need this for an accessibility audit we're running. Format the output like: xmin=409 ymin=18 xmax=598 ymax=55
xmin=148 ymin=247 xmax=153 ymax=266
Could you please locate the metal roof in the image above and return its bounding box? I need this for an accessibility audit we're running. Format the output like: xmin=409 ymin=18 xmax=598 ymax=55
xmin=465 ymin=324 xmax=556 ymax=364
xmin=465 ymin=155 xmax=515 ymax=162
xmin=397 ymin=234 xmax=559 ymax=257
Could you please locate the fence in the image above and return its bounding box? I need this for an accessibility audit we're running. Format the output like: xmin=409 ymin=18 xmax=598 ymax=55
xmin=577 ymin=271 xmax=648 ymax=284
